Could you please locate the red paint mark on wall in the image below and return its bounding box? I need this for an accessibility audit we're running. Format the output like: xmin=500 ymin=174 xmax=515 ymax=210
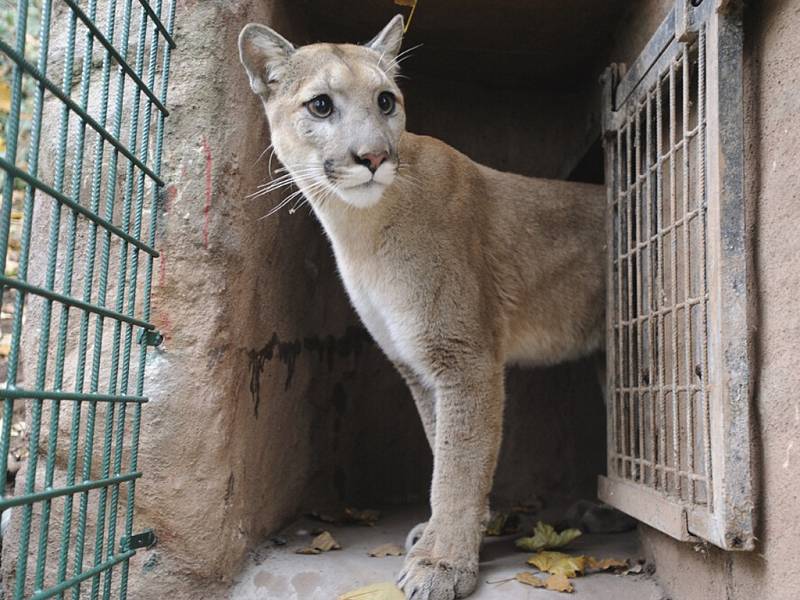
xmin=201 ymin=136 xmax=213 ymax=248
xmin=158 ymin=247 xmax=167 ymax=288
xmin=165 ymin=184 xmax=177 ymax=212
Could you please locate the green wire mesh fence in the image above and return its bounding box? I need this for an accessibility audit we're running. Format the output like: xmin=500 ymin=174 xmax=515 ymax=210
xmin=0 ymin=0 xmax=175 ymax=597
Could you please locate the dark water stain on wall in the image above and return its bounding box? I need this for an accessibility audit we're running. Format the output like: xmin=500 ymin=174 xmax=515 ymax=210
xmin=247 ymin=326 xmax=373 ymax=416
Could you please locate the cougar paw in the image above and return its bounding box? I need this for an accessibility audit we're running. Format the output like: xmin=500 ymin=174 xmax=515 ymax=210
xmin=397 ymin=554 xmax=478 ymax=600
xmin=405 ymin=521 xmax=428 ymax=552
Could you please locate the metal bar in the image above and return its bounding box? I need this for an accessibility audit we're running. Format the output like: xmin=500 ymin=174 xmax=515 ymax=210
xmin=29 ymin=552 xmax=136 ymax=600
xmin=615 ymin=128 xmax=624 ymax=477
xmin=119 ymin=0 xmax=176 ymax=600
xmin=0 ymin=388 xmax=148 ymax=404
xmin=0 ymin=473 xmax=141 ymax=510
xmin=0 ymin=41 xmax=166 ymax=187
xmin=136 ymin=0 xmax=176 ymax=48
xmin=681 ymin=43 xmax=696 ymax=504
xmin=654 ymin=71 xmax=668 ymax=493
xmin=60 ymin=0 xmax=169 ymax=115
xmin=35 ymin=0 xmax=124 ymax=588
xmin=0 ymin=0 xmax=28 ymax=309
xmin=84 ymin=2 xmax=153 ymax=595
xmin=645 ymin=90 xmax=657 ymax=488
xmin=0 ymin=276 xmax=154 ymax=329
xmin=634 ymin=108 xmax=646 ymax=484
xmin=1 ymin=3 xmax=34 ymax=597
xmin=0 ymin=158 xmax=160 ymax=256
xmin=698 ymin=25 xmax=714 ymax=509
xmin=23 ymin=29 xmax=83 ymax=590
xmin=68 ymin=0 xmax=141 ymax=589
xmin=119 ymin=2 xmax=176 ymax=596
xmin=23 ymin=0 xmax=103 ymax=587
xmin=668 ymin=62 xmax=681 ymax=496
xmin=615 ymin=7 xmax=677 ymax=110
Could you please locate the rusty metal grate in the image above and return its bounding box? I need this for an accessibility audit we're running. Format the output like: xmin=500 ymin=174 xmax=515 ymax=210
xmin=598 ymin=0 xmax=753 ymax=550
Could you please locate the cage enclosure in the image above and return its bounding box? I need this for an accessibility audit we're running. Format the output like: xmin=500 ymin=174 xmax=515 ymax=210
xmin=0 ymin=0 xmax=676 ymax=598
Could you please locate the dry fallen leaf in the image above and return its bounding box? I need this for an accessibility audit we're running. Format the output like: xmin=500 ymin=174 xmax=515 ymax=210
xmin=515 ymin=572 xmax=545 ymax=588
xmin=0 ymin=81 xmax=11 ymax=113
xmin=0 ymin=334 xmax=11 ymax=357
xmin=516 ymin=521 xmax=582 ymax=552
xmin=368 ymin=543 xmax=404 ymax=557
xmin=515 ymin=572 xmax=574 ymax=593
xmin=486 ymin=512 xmax=520 ymax=536
xmin=544 ymin=574 xmax=574 ymax=593
xmin=393 ymin=0 xmax=416 ymax=6
xmin=527 ymin=551 xmax=587 ymax=578
xmin=337 ymin=582 xmax=405 ymax=600
xmin=344 ymin=507 xmax=381 ymax=526
xmin=295 ymin=531 xmax=341 ymax=555
xmin=587 ymin=556 xmax=629 ymax=572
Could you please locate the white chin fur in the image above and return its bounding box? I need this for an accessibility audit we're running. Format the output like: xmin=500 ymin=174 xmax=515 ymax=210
xmin=336 ymin=181 xmax=388 ymax=208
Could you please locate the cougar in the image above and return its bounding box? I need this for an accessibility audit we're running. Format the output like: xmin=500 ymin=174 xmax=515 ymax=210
xmin=239 ymin=15 xmax=605 ymax=600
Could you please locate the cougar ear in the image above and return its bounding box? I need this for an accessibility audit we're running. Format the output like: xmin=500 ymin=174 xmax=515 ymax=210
xmin=365 ymin=14 xmax=405 ymax=73
xmin=239 ymin=23 xmax=295 ymax=95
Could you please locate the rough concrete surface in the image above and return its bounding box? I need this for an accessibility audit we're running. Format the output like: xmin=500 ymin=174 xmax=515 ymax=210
xmin=609 ymin=1 xmax=800 ymax=599
xmin=232 ymin=506 xmax=665 ymax=600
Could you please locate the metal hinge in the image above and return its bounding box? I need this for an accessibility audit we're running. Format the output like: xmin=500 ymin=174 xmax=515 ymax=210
xmin=138 ymin=329 xmax=164 ymax=347
xmin=121 ymin=529 xmax=157 ymax=552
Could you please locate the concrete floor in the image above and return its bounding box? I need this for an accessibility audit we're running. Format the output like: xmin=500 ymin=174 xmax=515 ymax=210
xmin=231 ymin=507 xmax=666 ymax=600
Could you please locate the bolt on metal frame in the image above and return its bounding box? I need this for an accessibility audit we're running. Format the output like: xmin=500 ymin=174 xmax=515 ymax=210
xmin=598 ymin=0 xmax=753 ymax=551
xmin=0 ymin=0 xmax=176 ymax=597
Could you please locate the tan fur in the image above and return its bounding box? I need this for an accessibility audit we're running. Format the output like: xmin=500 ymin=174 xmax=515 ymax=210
xmin=240 ymin=16 xmax=605 ymax=600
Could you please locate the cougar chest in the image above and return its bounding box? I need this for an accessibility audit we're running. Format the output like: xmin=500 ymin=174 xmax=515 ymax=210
xmin=336 ymin=255 xmax=409 ymax=363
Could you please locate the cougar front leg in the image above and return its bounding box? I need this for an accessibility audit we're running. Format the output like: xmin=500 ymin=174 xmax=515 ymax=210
xmin=395 ymin=362 xmax=436 ymax=452
xmin=398 ymin=363 xmax=504 ymax=600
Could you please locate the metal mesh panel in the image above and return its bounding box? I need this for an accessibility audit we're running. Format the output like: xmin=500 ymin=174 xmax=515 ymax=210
xmin=609 ymin=31 xmax=710 ymax=507
xmin=0 ymin=0 xmax=176 ymax=597
xmin=599 ymin=0 xmax=753 ymax=551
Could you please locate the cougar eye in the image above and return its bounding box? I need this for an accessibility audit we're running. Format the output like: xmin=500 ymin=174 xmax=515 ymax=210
xmin=377 ymin=91 xmax=396 ymax=115
xmin=306 ymin=94 xmax=333 ymax=118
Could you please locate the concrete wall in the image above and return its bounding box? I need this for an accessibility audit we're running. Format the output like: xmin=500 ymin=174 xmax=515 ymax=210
xmin=611 ymin=1 xmax=800 ymax=599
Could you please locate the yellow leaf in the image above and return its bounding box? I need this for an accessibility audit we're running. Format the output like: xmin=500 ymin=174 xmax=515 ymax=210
xmin=515 ymin=521 xmax=582 ymax=552
xmin=394 ymin=0 xmax=416 ymax=6
xmin=515 ymin=572 xmax=545 ymax=588
xmin=486 ymin=512 xmax=507 ymax=536
xmin=0 ymin=80 xmax=11 ymax=113
xmin=368 ymin=543 xmax=404 ymax=557
xmin=527 ymin=551 xmax=586 ymax=578
xmin=516 ymin=571 xmax=574 ymax=593
xmin=5 ymin=260 xmax=19 ymax=277
xmin=544 ymin=574 xmax=574 ymax=593
xmin=337 ymin=582 xmax=405 ymax=600
xmin=344 ymin=507 xmax=381 ymax=526
xmin=587 ymin=556 xmax=629 ymax=572
xmin=295 ymin=530 xmax=341 ymax=554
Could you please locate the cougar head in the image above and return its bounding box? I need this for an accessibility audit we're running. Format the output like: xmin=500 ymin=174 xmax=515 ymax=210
xmin=239 ymin=15 xmax=407 ymax=209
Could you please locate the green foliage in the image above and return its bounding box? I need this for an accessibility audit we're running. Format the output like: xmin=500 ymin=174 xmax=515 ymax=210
xmin=0 ymin=0 xmax=42 ymax=176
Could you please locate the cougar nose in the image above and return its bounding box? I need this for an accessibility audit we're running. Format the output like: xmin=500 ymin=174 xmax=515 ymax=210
xmin=353 ymin=151 xmax=389 ymax=173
